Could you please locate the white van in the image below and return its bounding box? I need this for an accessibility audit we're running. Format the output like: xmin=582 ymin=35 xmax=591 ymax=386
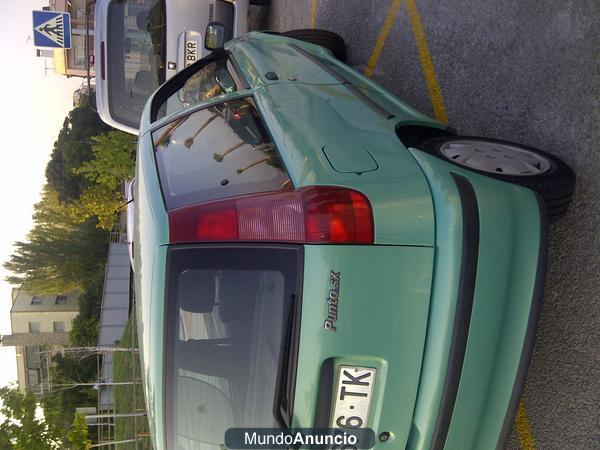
xmin=94 ymin=0 xmax=252 ymax=134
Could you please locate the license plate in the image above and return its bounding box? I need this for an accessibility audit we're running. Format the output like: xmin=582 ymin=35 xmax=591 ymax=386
xmin=330 ymin=366 xmax=376 ymax=429
xmin=185 ymin=40 xmax=198 ymax=67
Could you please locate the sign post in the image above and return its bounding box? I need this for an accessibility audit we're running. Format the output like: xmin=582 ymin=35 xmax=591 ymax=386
xmin=32 ymin=10 xmax=72 ymax=49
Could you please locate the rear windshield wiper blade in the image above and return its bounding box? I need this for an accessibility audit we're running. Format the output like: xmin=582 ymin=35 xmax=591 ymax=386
xmin=274 ymin=293 xmax=299 ymax=429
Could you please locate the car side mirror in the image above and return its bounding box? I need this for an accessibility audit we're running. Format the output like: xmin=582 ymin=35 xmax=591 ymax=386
xmin=205 ymin=22 xmax=226 ymax=52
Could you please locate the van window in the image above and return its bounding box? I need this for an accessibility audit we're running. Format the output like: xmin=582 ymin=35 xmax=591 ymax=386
xmin=153 ymin=97 xmax=291 ymax=209
xmin=107 ymin=0 xmax=166 ymax=128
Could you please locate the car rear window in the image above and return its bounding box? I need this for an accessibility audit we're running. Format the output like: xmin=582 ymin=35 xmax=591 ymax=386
xmin=153 ymin=97 xmax=291 ymax=209
xmin=107 ymin=0 xmax=166 ymax=128
xmin=164 ymin=245 xmax=302 ymax=447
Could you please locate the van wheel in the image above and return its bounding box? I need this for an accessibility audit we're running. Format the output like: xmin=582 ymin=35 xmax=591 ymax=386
xmin=282 ymin=29 xmax=347 ymax=62
xmin=422 ymin=136 xmax=576 ymax=222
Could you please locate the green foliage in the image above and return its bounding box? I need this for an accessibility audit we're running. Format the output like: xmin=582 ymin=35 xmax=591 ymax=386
xmin=0 ymin=385 xmax=62 ymax=450
xmin=76 ymin=270 xmax=105 ymax=320
xmin=67 ymin=414 xmax=92 ymax=450
xmin=68 ymin=268 xmax=106 ymax=347
xmin=66 ymin=130 xmax=136 ymax=231
xmin=113 ymin=317 xmax=150 ymax=449
xmin=75 ymin=131 xmax=136 ymax=189
xmin=3 ymin=188 xmax=108 ymax=295
xmin=46 ymin=105 xmax=111 ymax=202
xmin=3 ymin=102 xmax=138 ymax=446
xmin=42 ymin=354 xmax=97 ymax=445
xmin=67 ymin=185 xmax=126 ymax=231
xmin=69 ymin=315 xmax=100 ymax=347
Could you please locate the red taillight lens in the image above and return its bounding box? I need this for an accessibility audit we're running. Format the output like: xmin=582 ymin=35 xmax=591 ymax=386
xmin=169 ymin=187 xmax=374 ymax=244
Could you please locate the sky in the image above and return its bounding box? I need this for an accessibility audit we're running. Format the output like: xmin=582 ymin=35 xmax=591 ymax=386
xmin=0 ymin=1 xmax=83 ymax=389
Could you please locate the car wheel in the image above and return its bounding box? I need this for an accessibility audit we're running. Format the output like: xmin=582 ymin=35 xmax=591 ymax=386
xmin=282 ymin=28 xmax=347 ymax=62
xmin=250 ymin=0 xmax=271 ymax=5
xmin=422 ymin=136 xmax=576 ymax=222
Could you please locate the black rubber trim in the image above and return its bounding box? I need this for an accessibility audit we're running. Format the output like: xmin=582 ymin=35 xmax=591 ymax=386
xmin=288 ymin=43 xmax=345 ymax=82
xmin=288 ymin=43 xmax=395 ymax=119
xmin=313 ymin=358 xmax=335 ymax=428
xmin=429 ymin=173 xmax=480 ymax=450
xmin=343 ymin=83 xmax=395 ymax=120
xmin=495 ymin=195 xmax=548 ymax=449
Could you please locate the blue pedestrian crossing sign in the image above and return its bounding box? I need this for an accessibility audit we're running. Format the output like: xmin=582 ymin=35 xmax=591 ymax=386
xmin=32 ymin=10 xmax=71 ymax=49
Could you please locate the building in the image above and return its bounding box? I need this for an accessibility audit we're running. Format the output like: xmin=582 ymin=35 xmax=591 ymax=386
xmin=0 ymin=288 xmax=80 ymax=397
xmin=36 ymin=0 xmax=95 ymax=78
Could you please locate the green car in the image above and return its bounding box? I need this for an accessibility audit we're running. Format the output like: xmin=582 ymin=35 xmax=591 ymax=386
xmin=132 ymin=24 xmax=575 ymax=450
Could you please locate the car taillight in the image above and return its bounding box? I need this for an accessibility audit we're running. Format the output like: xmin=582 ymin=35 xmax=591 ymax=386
xmin=169 ymin=187 xmax=374 ymax=244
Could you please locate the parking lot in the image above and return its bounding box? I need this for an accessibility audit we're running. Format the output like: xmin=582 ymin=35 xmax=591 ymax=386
xmin=254 ymin=1 xmax=600 ymax=448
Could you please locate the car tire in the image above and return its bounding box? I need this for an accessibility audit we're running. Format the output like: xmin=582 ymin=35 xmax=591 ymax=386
xmin=422 ymin=136 xmax=576 ymax=222
xmin=282 ymin=29 xmax=347 ymax=62
xmin=250 ymin=0 xmax=271 ymax=5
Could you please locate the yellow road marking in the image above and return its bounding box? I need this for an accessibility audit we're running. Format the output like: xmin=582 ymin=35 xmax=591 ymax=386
xmin=364 ymin=0 xmax=402 ymax=79
xmin=404 ymin=0 xmax=448 ymax=124
xmin=515 ymin=400 xmax=536 ymax=450
xmin=310 ymin=0 xmax=317 ymax=28
xmin=402 ymin=4 xmax=537 ymax=443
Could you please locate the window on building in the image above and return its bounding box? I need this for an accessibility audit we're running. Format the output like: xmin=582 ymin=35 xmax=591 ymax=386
xmin=53 ymin=321 xmax=66 ymax=333
xmin=68 ymin=0 xmax=87 ymax=22
xmin=30 ymin=296 xmax=43 ymax=305
xmin=29 ymin=322 xmax=40 ymax=333
xmin=27 ymin=368 xmax=40 ymax=386
xmin=25 ymin=346 xmax=42 ymax=369
xmin=55 ymin=295 xmax=68 ymax=305
xmin=67 ymin=34 xmax=87 ymax=69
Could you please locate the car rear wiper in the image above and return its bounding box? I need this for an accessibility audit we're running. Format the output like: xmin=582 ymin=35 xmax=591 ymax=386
xmin=273 ymin=293 xmax=299 ymax=429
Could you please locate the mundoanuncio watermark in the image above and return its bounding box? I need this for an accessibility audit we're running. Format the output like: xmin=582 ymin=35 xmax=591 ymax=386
xmin=224 ymin=428 xmax=376 ymax=449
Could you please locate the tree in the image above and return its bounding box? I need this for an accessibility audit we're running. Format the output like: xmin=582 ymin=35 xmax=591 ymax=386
xmin=46 ymin=104 xmax=111 ymax=202
xmin=66 ymin=130 xmax=136 ymax=230
xmin=4 ymin=187 xmax=108 ymax=295
xmin=69 ymin=269 xmax=105 ymax=347
xmin=74 ymin=131 xmax=136 ymax=190
xmin=69 ymin=314 xmax=101 ymax=347
xmin=67 ymin=414 xmax=92 ymax=450
xmin=42 ymin=353 xmax=98 ymax=436
xmin=67 ymin=185 xmax=126 ymax=231
xmin=0 ymin=385 xmax=62 ymax=450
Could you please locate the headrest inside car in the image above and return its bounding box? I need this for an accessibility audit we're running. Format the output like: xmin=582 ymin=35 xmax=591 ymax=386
xmin=177 ymin=270 xmax=216 ymax=313
xmin=218 ymin=271 xmax=260 ymax=323
xmin=134 ymin=70 xmax=155 ymax=91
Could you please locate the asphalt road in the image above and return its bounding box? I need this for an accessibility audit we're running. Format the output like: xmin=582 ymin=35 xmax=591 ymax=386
xmin=253 ymin=1 xmax=600 ymax=448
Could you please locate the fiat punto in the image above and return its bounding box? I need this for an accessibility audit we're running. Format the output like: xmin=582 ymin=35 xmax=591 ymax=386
xmin=131 ymin=25 xmax=575 ymax=450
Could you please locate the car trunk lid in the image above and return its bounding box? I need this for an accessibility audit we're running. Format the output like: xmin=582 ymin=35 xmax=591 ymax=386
xmin=292 ymin=244 xmax=434 ymax=449
xmin=253 ymin=82 xmax=436 ymax=247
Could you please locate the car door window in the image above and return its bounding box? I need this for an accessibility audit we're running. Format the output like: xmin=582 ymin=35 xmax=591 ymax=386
xmin=154 ymin=55 xmax=246 ymax=121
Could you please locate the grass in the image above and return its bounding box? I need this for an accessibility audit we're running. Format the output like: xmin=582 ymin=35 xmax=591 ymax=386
xmin=112 ymin=314 xmax=151 ymax=449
